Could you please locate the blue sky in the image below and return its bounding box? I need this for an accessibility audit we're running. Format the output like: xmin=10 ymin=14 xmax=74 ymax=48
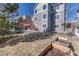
xmin=18 ymin=3 xmax=35 ymax=16
xmin=67 ymin=3 xmax=79 ymax=20
xmin=18 ymin=3 xmax=79 ymax=20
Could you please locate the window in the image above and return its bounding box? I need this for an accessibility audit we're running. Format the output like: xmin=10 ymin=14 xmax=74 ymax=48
xmin=43 ymin=14 xmax=46 ymax=18
xmin=35 ymin=10 xmax=37 ymax=13
xmin=43 ymin=24 xmax=46 ymax=28
xmin=35 ymin=17 xmax=37 ymax=21
xmin=43 ymin=5 xmax=46 ymax=10
xmin=56 ymin=15 xmax=59 ymax=19
xmin=55 ymin=25 xmax=59 ymax=28
xmin=43 ymin=29 xmax=46 ymax=32
xmin=55 ymin=6 xmax=59 ymax=10
xmin=25 ymin=26 xmax=27 ymax=30
xmin=62 ymin=24 xmax=64 ymax=26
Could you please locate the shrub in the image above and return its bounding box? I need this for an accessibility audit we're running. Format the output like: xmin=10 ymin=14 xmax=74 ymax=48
xmin=25 ymin=32 xmax=50 ymax=40
xmin=0 ymin=19 xmax=12 ymax=36
xmin=0 ymin=35 xmax=15 ymax=43
xmin=0 ymin=29 xmax=12 ymax=36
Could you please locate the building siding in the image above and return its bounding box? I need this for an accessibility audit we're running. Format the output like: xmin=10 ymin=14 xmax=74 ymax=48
xmin=32 ymin=3 xmax=66 ymax=33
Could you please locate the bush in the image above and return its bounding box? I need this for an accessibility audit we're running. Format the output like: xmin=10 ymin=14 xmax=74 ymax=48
xmin=25 ymin=32 xmax=50 ymax=40
xmin=0 ymin=18 xmax=12 ymax=36
xmin=0 ymin=35 xmax=15 ymax=43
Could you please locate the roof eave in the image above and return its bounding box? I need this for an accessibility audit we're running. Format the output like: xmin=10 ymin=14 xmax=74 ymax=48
xmin=33 ymin=3 xmax=38 ymax=10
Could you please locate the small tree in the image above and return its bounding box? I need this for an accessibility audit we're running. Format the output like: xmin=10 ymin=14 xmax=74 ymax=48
xmin=0 ymin=18 xmax=11 ymax=35
xmin=5 ymin=4 xmax=19 ymax=33
xmin=4 ymin=3 xmax=19 ymax=13
xmin=0 ymin=3 xmax=19 ymax=35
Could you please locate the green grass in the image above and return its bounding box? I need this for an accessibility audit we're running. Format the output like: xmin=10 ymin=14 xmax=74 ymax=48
xmin=0 ymin=35 xmax=16 ymax=43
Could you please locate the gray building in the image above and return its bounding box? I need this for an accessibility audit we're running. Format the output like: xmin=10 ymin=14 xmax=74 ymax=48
xmin=7 ymin=12 xmax=19 ymax=23
xmin=32 ymin=3 xmax=67 ymax=33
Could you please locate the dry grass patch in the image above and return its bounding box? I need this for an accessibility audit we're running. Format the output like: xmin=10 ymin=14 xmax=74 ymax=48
xmin=0 ymin=34 xmax=55 ymax=56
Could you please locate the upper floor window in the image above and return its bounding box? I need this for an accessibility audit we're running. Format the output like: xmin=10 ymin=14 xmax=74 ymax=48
xmin=62 ymin=24 xmax=64 ymax=26
xmin=55 ymin=25 xmax=59 ymax=28
xmin=55 ymin=6 xmax=59 ymax=10
xmin=43 ymin=29 xmax=46 ymax=32
xmin=56 ymin=15 xmax=59 ymax=19
xmin=43 ymin=24 xmax=46 ymax=28
xmin=35 ymin=17 xmax=37 ymax=21
xmin=35 ymin=10 xmax=37 ymax=13
xmin=43 ymin=14 xmax=46 ymax=18
xmin=43 ymin=5 xmax=46 ymax=10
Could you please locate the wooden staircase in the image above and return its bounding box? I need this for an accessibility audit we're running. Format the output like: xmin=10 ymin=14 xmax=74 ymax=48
xmin=23 ymin=20 xmax=38 ymax=31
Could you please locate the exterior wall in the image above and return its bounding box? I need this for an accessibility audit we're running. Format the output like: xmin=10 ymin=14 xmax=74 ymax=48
xmin=32 ymin=3 xmax=49 ymax=32
xmin=7 ymin=12 xmax=19 ymax=23
xmin=48 ymin=4 xmax=56 ymax=32
xmin=77 ymin=12 xmax=79 ymax=21
xmin=53 ymin=4 xmax=66 ymax=33
xmin=32 ymin=3 xmax=66 ymax=33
